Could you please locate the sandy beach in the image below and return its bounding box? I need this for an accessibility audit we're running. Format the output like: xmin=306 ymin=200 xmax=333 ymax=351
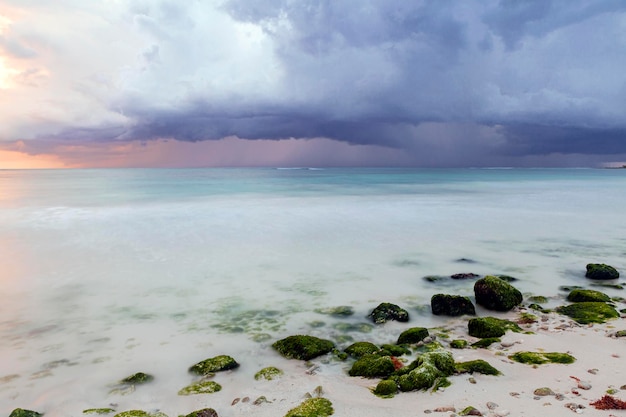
xmin=6 ymin=307 xmax=625 ymax=417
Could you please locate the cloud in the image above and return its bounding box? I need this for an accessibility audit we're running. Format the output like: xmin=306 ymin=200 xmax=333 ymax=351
xmin=0 ymin=0 xmax=625 ymax=166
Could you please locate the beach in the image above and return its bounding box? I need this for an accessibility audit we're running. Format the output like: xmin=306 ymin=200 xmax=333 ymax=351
xmin=1 ymin=168 xmax=625 ymax=416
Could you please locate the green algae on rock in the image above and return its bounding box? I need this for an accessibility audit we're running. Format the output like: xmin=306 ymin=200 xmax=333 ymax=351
xmin=348 ymin=355 xmax=395 ymax=378
xmin=468 ymin=317 xmax=521 ymax=338
xmin=391 ymin=351 xmax=455 ymax=392
xmin=449 ymin=339 xmax=469 ymax=349
xmin=9 ymin=409 xmax=43 ymax=417
xmin=471 ymin=337 xmax=500 ymax=348
xmin=368 ymin=302 xmax=409 ymax=324
xmin=344 ymin=341 xmax=380 ymax=359
xmin=83 ymin=409 xmax=116 ymax=415
xmin=586 ymin=263 xmax=620 ymax=280
xmin=273 ymin=335 xmax=335 ymax=360
xmin=396 ymin=327 xmax=429 ymax=345
xmin=178 ymin=380 xmax=222 ymax=396
xmin=455 ymin=360 xmax=501 ymax=375
xmin=431 ymin=294 xmax=476 ymax=316
xmin=284 ymin=398 xmax=334 ymax=417
xmin=254 ymin=366 xmax=283 ymax=381
xmin=474 ymin=275 xmax=523 ymax=311
xmin=527 ymin=295 xmax=549 ymax=304
xmin=120 ymin=372 xmax=154 ymax=385
xmin=380 ymin=344 xmax=411 ymax=356
xmin=314 ymin=306 xmax=354 ymax=316
xmin=509 ymin=351 xmax=576 ymax=365
xmin=566 ymin=289 xmax=611 ymax=303
xmin=113 ymin=411 xmax=168 ymax=417
xmin=181 ymin=409 xmax=218 ymax=417
xmin=556 ymin=302 xmax=619 ymax=324
xmin=373 ymin=379 xmax=398 ymax=398
xmin=458 ymin=406 xmax=480 ymax=416
xmin=188 ymin=355 xmax=239 ymax=376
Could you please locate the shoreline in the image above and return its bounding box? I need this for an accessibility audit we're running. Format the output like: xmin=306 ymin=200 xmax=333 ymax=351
xmin=5 ymin=307 xmax=626 ymax=417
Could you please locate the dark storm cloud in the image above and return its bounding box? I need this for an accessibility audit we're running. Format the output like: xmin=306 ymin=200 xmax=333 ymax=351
xmin=2 ymin=0 xmax=626 ymax=166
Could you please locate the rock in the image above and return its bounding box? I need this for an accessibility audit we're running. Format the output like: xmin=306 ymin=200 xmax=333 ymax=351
xmin=467 ymin=317 xmax=521 ymax=338
xmin=474 ymin=276 xmax=523 ymax=311
xmin=182 ymin=409 xmax=218 ymax=417
xmin=119 ymin=372 xmax=154 ymax=385
xmin=272 ymin=335 xmax=335 ymax=360
xmin=455 ymin=360 xmax=501 ymax=375
xmin=486 ymin=402 xmax=498 ymax=410
xmin=431 ymin=294 xmax=476 ymax=316
xmin=456 ymin=258 xmax=477 ymax=264
xmin=348 ymin=355 xmax=395 ymax=378
xmin=178 ymin=380 xmax=222 ymax=396
xmin=534 ymin=387 xmax=555 ymax=396
xmin=113 ymin=412 xmax=167 ymax=417
xmin=395 ymin=351 xmax=455 ymax=392
xmin=459 ymin=406 xmax=482 ymax=416
xmin=284 ymin=398 xmax=333 ymax=417
xmin=379 ymin=344 xmax=411 ymax=356
xmin=450 ymin=339 xmax=469 ymax=349
xmin=527 ymin=295 xmax=549 ymax=303
xmin=368 ymin=303 xmax=409 ymax=324
xmin=314 ymin=306 xmax=354 ymax=316
xmin=566 ymin=289 xmax=611 ymax=303
xmin=433 ymin=406 xmax=456 ymax=412
xmin=509 ymin=351 xmax=576 ymax=365
xmin=9 ymin=410 xmax=43 ymax=417
xmin=343 ymin=341 xmax=379 ymax=358
xmin=396 ymin=327 xmax=429 ymax=344
xmin=615 ymin=330 xmax=626 ymax=338
xmin=373 ymin=379 xmax=398 ymax=397
xmin=586 ymin=263 xmax=620 ymax=280
xmin=471 ymin=337 xmax=500 ymax=348
xmin=83 ymin=409 xmax=115 ymax=415
xmin=254 ymin=366 xmax=283 ymax=380
xmin=451 ymin=273 xmax=480 ymax=280
xmin=189 ymin=355 xmax=239 ymax=376
xmin=556 ymin=302 xmax=619 ymax=324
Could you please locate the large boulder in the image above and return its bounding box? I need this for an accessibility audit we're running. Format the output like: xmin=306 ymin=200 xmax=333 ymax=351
xmin=474 ymin=276 xmax=522 ymax=311
xmin=431 ymin=294 xmax=476 ymax=316
xmin=272 ymin=335 xmax=335 ymax=360
xmin=585 ymin=263 xmax=620 ymax=280
xmin=368 ymin=302 xmax=409 ymax=324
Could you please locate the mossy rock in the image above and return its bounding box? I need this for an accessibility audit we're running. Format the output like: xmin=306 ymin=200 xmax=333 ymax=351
xmin=459 ymin=406 xmax=480 ymax=416
xmin=528 ymin=303 xmax=551 ymax=313
xmin=348 ymin=355 xmax=395 ymax=378
xmin=113 ymin=412 xmax=167 ymax=417
xmin=586 ymin=263 xmax=620 ymax=280
xmin=396 ymin=327 xmax=429 ymax=344
xmin=373 ymin=379 xmax=398 ymax=397
xmin=254 ymin=366 xmax=283 ymax=381
xmin=83 ymin=409 xmax=115 ymax=415
xmin=509 ymin=351 xmax=576 ymax=365
xmin=467 ymin=317 xmax=521 ymax=338
xmin=178 ymin=380 xmax=222 ymax=396
xmin=9 ymin=410 xmax=43 ymax=417
xmin=471 ymin=337 xmax=500 ymax=348
xmin=368 ymin=302 xmax=409 ymax=324
xmin=120 ymin=372 xmax=153 ymax=385
xmin=527 ymin=295 xmax=549 ymax=303
xmin=449 ymin=339 xmax=469 ymax=349
xmin=189 ymin=355 xmax=239 ymax=376
xmin=474 ymin=276 xmax=523 ymax=311
xmin=567 ymin=289 xmax=611 ymax=303
xmin=556 ymin=302 xmax=619 ymax=324
xmin=395 ymin=351 xmax=455 ymax=392
xmin=380 ymin=344 xmax=411 ymax=356
xmin=180 ymin=409 xmax=218 ymax=417
xmin=344 ymin=342 xmax=379 ymax=359
xmin=455 ymin=359 xmax=501 ymax=375
xmin=314 ymin=306 xmax=354 ymax=316
xmin=284 ymin=398 xmax=334 ymax=417
xmin=332 ymin=322 xmax=373 ymax=333
xmin=431 ymin=294 xmax=476 ymax=316
xmin=273 ymin=335 xmax=335 ymax=360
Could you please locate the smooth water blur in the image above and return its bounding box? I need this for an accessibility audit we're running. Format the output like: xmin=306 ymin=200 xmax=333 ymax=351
xmin=1 ymin=168 xmax=625 ymax=415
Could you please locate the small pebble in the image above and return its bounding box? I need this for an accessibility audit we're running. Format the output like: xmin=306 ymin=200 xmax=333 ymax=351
xmin=587 ymin=368 xmax=599 ymax=375
xmin=423 ymin=410 xmax=432 ymax=414
xmin=468 ymin=377 xmax=476 ymax=384
xmin=534 ymin=387 xmax=555 ymax=396
xmin=241 ymin=397 xmax=250 ymax=403
xmin=555 ymin=394 xmax=565 ymax=401
xmin=577 ymin=381 xmax=591 ymax=390
xmin=231 ymin=398 xmax=240 ymax=406
xmin=494 ymin=410 xmax=510 ymax=417
xmin=434 ymin=406 xmax=455 ymax=412
xmin=620 ymin=384 xmax=626 ymax=390
xmin=486 ymin=402 xmax=498 ymax=410
xmin=509 ymin=392 xmax=520 ymax=397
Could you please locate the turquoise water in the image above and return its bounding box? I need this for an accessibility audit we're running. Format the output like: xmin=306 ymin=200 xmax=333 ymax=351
xmin=1 ymin=168 xmax=625 ymax=416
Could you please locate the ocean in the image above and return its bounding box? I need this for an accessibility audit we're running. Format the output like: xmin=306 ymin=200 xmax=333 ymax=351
xmin=1 ymin=168 xmax=625 ymax=416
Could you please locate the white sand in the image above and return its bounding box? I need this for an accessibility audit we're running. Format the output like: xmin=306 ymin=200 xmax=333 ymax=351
xmin=3 ymin=310 xmax=626 ymax=417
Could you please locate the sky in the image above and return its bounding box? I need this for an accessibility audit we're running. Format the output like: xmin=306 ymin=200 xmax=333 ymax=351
xmin=0 ymin=0 xmax=625 ymax=168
